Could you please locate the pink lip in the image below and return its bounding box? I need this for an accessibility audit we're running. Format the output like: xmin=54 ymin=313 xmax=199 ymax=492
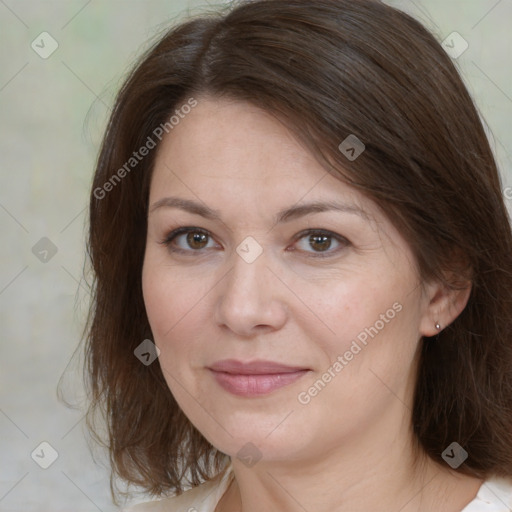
xmin=208 ymin=359 xmax=310 ymax=397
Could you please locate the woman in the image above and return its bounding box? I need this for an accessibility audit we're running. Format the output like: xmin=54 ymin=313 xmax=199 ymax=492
xmin=84 ymin=0 xmax=512 ymax=510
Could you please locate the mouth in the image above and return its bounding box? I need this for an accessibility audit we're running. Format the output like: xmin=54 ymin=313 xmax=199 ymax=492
xmin=207 ymin=359 xmax=311 ymax=397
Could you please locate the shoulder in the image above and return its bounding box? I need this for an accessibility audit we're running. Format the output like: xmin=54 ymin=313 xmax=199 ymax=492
xmin=462 ymin=475 xmax=512 ymax=511
xmin=121 ymin=463 xmax=234 ymax=512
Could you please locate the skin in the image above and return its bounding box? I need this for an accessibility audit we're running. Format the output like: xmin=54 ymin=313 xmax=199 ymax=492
xmin=142 ymin=96 xmax=483 ymax=512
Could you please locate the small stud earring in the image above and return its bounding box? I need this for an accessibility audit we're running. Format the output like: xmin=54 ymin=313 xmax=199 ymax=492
xmin=435 ymin=322 xmax=441 ymax=330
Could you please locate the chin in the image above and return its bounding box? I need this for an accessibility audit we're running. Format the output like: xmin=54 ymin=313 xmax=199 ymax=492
xmin=198 ymin=419 xmax=310 ymax=464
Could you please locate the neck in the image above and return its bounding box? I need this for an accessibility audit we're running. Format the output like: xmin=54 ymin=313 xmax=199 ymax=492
xmin=217 ymin=404 xmax=483 ymax=512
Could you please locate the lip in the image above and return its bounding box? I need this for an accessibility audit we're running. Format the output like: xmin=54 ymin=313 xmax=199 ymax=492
xmin=208 ymin=359 xmax=311 ymax=397
xmin=208 ymin=359 xmax=309 ymax=374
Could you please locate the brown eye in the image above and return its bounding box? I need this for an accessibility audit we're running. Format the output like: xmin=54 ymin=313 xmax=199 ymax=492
xmin=186 ymin=231 xmax=209 ymax=250
xmin=161 ymin=227 xmax=216 ymax=253
xmin=293 ymin=229 xmax=349 ymax=257
xmin=308 ymin=234 xmax=332 ymax=252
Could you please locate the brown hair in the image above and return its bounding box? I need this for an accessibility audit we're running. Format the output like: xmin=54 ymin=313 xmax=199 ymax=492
xmin=81 ymin=0 xmax=512 ymax=503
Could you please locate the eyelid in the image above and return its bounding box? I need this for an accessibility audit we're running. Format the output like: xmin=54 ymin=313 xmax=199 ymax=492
xmin=159 ymin=226 xmax=350 ymax=257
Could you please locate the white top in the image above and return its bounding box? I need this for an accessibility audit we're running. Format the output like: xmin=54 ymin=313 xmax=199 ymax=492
xmin=122 ymin=463 xmax=512 ymax=511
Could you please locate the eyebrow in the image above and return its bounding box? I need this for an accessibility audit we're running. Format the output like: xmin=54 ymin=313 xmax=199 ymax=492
xmin=149 ymin=196 xmax=371 ymax=224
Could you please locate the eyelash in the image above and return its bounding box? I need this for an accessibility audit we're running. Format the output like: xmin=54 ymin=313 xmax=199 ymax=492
xmin=158 ymin=227 xmax=350 ymax=258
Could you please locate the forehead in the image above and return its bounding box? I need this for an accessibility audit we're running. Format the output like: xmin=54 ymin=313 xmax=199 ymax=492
xmin=150 ymin=97 xmax=374 ymax=214
xmin=153 ymin=97 xmax=322 ymax=183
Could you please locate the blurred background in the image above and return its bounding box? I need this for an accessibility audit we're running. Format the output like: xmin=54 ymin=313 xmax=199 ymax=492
xmin=1 ymin=1 xmax=511 ymax=510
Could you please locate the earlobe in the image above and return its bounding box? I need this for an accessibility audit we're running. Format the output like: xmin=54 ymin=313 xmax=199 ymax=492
xmin=419 ymin=278 xmax=472 ymax=337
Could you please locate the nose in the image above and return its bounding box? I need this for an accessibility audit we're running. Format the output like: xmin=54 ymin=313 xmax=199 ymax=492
xmin=214 ymin=244 xmax=288 ymax=337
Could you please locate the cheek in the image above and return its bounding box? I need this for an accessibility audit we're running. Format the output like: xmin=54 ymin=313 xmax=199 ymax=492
xmin=143 ymin=259 xmax=200 ymax=337
xmin=141 ymin=259 xmax=214 ymax=381
xmin=297 ymin=276 xmax=386 ymax=349
xmin=295 ymin=301 xmax=418 ymax=428
xmin=142 ymin=265 xmax=172 ymax=338
xmin=307 ymin=273 xmax=418 ymax=375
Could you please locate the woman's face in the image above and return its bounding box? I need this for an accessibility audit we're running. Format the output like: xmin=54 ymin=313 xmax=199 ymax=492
xmin=142 ymin=96 xmax=437 ymax=465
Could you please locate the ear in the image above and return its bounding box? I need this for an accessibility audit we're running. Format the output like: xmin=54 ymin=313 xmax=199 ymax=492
xmin=419 ymin=276 xmax=472 ymax=337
